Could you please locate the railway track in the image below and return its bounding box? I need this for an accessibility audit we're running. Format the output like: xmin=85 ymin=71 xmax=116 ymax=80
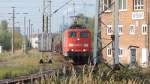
xmin=0 ymin=69 xmax=56 ymax=84
xmin=0 ymin=52 xmax=93 ymax=84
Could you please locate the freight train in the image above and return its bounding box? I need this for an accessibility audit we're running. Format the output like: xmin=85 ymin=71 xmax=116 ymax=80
xmin=38 ymin=24 xmax=93 ymax=64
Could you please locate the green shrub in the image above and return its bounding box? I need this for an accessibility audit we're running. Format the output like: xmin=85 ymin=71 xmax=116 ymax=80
xmin=45 ymin=64 xmax=150 ymax=84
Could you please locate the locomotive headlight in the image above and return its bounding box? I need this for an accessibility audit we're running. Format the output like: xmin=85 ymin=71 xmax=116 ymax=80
xmin=69 ymin=43 xmax=74 ymax=47
xmin=83 ymin=43 xmax=88 ymax=47
xmin=83 ymin=49 xmax=86 ymax=52
xmin=71 ymin=49 xmax=74 ymax=51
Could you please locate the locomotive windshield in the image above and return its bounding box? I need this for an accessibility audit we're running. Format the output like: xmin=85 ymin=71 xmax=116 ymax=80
xmin=69 ymin=32 xmax=76 ymax=38
xmin=80 ymin=32 xmax=88 ymax=38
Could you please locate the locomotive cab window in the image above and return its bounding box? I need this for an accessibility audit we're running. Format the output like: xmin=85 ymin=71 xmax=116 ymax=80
xmin=80 ymin=32 xmax=88 ymax=38
xmin=69 ymin=32 xmax=76 ymax=38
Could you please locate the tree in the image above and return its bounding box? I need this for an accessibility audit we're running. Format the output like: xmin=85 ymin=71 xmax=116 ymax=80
xmin=75 ymin=14 xmax=94 ymax=27
xmin=0 ymin=20 xmax=11 ymax=50
xmin=0 ymin=20 xmax=23 ymax=51
xmin=0 ymin=20 xmax=8 ymax=32
xmin=14 ymin=32 xmax=23 ymax=50
xmin=0 ymin=32 xmax=11 ymax=50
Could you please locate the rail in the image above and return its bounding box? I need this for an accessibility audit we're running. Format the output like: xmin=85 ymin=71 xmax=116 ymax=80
xmin=0 ymin=69 xmax=56 ymax=84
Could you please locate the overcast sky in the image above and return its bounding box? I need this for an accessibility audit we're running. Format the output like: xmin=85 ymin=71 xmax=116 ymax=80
xmin=0 ymin=0 xmax=96 ymax=33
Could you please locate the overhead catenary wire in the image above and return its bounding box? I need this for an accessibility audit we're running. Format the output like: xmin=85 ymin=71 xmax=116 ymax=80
xmin=51 ymin=0 xmax=73 ymax=16
xmin=0 ymin=0 xmax=96 ymax=34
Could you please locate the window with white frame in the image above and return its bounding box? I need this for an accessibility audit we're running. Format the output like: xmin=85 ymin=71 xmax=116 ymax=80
xmin=118 ymin=25 xmax=123 ymax=35
xmin=142 ymin=24 xmax=147 ymax=35
xmin=119 ymin=0 xmax=127 ymax=11
xmin=119 ymin=48 xmax=123 ymax=57
xmin=107 ymin=25 xmax=112 ymax=35
xmin=107 ymin=48 xmax=112 ymax=56
xmin=102 ymin=0 xmax=112 ymax=12
xmin=129 ymin=25 xmax=135 ymax=35
xmin=134 ymin=0 xmax=144 ymax=11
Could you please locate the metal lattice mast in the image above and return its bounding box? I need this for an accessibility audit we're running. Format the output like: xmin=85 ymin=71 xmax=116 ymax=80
xmin=12 ymin=7 xmax=15 ymax=55
xmin=43 ymin=0 xmax=46 ymax=32
xmin=23 ymin=13 xmax=28 ymax=53
xmin=49 ymin=0 xmax=52 ymax=33
xmin=28 ymin=19 xmax=31 ymax=44
xmin=93 ymin=0 xmax=101 ymax=64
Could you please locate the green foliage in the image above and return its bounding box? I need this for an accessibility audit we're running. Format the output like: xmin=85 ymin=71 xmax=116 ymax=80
xmin=0 ymin=66 xmax=35 ymax=79
xmin=44 ymin=64 xmax=150 ymax=84
xmin=0 ymin=20 xmax=11 ymax=50
xmin=0 ymin=51 xmax=40 ymax=80
xmin=110 ymin=67 xmax=143 ymax=80
xmin=76 ymin=13 xmax=94 ymax=29
xmin=0 ymin=20 xmax=23 ymax=50
xmin=0 ymin=20 xmax=8 ymax=32
xmin=14 ymin=32 xmax=23 ymax=49
xmin=0 ymin=30 xmax=23 ymax=50
xmin=0 ymin=32 xmax=11 ymax=50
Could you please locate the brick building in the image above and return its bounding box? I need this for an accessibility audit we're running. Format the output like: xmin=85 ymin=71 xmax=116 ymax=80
xmin=100 ymin=0 xmax=150 ymax=67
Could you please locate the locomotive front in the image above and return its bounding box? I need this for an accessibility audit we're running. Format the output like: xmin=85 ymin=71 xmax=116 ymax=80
xmin=63 ymin=26 xmax=92 ymax=64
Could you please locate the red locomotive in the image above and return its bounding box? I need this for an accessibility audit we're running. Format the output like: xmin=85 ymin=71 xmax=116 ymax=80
xmin=62 ymin=24 xmax=92 ymax=64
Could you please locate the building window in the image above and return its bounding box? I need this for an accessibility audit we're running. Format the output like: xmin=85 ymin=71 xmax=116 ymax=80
xmin=107 ymin=48 xmax=123 ymax=57
xmin=142 ymin=24 xmax=147 ymax=35
xmin=107 ymin=48 xmax=112 ymax=56
xmin=119 ymin=0 xmax=127 ymax=11
xmin=119 ymin=48 xmax=123 ymax=57
xmin=118 ymin=25 xmax=123 ymax=35
xmin=102 ymin=0 xmax=112 ymax=12
xmin=129 ymin=25 xmax=135 ymax=35
xmin=107 ymin=25 xmax=113 ymax=35
xmin=134 ymin=0 xmax=144 ymax=11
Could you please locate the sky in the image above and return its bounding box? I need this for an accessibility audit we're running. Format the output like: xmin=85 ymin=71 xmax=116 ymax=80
xmin=0 ymin=0 xmax=96 ymax=33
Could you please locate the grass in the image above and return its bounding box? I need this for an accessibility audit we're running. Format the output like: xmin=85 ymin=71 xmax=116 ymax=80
xmin=0 ymin=50 xmax=40 ymax=79
xmin=41 ymin=64 xmax=150 ymax=84
xmin=0 ymin=66 xmax=35 ymax=79
xmin=1 ymin=50 xmax=150 ymax=83
xmin=0 ymin=50 xmax=63 ymax=80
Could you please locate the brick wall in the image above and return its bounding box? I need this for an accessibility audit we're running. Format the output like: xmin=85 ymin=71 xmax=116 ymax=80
xmin=100 ymin=0 xmax=150 ymax=66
